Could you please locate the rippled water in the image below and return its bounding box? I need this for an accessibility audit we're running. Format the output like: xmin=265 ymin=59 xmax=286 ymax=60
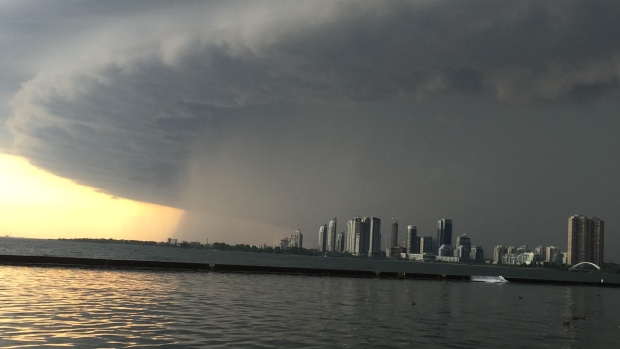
xmin=0 ymin=264 xmax=618 ymax=348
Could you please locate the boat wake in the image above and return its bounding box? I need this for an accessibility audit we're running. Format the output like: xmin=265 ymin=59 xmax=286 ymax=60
xmin=470 ymin=275 xmax=509 ymax=283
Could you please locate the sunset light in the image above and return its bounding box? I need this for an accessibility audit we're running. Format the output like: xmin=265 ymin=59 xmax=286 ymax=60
xmin=0 ymin=154 xmax=184 ymax=240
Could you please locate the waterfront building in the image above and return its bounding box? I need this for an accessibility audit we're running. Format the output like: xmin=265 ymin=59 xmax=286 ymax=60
xmin=516 ymin=245 xmax=528 ymax=255
xmin=276 ymin=237 xmax=289 ymax=249
xmin=358 ymin=217 xmax=371 ymax=256
xmin=403 ymin=253 xmax=436 ymax=262
xmin=455 ymin=234 xmax=471 ymax=262
xmin=507 ymin=246 xmax=516 ymax=255
xmin=327 ymin=218 xmax=337 ymax=252
xmin=318 ymin=224 xmax=327 ymax=253
xmin=436 ymin=255 xmax=459 ymax=263
xmin=502 ymin=253 xmax=517 ymax=265
xmin=345 ymin=216 xmax=361 ymax=254
xmin=368 ymin=217 xmax=382 ymax=257
xmin=567 ymin=214 xmax=604 ymax=266
xmin=335 ymin=231 xmax=345 ymax=253
xmin=288 ymin=229 xmax=303 ymax=249
xmin=345 ymin=216 xmax=375 ymax=256
xmin=469 ymin=245 xmax=484 ymax=263
xmin=277 ymin=230 xmax=302 ymax=249
xmin=545 ymin=246 xmax=560 ymax=263
xmin=391 ymin=246 xmax=406 ymax=258
xmin=419 ymin=236 xmax=433 ymax=254
xmin=438 ymin=244 xmax=453 ymax=257
xmin=493 ymin=245 xmax=507 ymax=264
xmin=391 ymin=219 xmax=399 ymax=249
xmin=406 ymin=225 xmax=418 ymax=255
xmin=517 ymin=252 xmax=541 ymax=265
xmin=534 ymin=246 xmax=545 ymax=260
xmin=437 ymin=219 xmax=453 ymax=253
xmin=561 ymin=252 xmax=568 ymax=265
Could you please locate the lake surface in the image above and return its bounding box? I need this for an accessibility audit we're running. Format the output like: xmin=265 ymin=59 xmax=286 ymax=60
xmin=0 ymin=238 xmax=618 ymax=348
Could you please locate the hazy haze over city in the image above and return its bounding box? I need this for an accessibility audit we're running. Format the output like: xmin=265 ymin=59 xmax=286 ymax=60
xmin=1 ymin=1 xmax=619 ymax=259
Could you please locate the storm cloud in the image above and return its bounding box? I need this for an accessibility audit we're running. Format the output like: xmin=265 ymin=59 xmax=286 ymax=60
xmin=2 ymin=1 xmax=620 ymax=251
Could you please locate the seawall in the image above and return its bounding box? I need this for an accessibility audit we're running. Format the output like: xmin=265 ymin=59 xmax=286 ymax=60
xmin=1 ymin=254 xmax=619 ymax=287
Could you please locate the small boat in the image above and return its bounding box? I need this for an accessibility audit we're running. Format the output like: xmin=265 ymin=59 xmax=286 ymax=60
xmin=470 ymin=275 xmax=509 ymax=283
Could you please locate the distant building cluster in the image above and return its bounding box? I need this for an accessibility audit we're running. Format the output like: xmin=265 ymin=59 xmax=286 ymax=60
xmin=310 ymin=214 xmax=606 ymax=267
xmin=313 ymin=216 xmax=486 ymax=263
xmin=275 ymin=229 xmax=304 ymax=249
xmin=488 ymin=214 xmax=604 ymax=267
xmin=316 ymin=217 xmax=383 ymax=257
xmin=399 ymin=219 xmax=485 ymax=264
xmin=492 ymin=245 xmax=560 ymax=266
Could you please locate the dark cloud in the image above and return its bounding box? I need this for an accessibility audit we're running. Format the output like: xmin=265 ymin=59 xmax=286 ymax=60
xmin=2 ymin=1 xmax=620 ymax=252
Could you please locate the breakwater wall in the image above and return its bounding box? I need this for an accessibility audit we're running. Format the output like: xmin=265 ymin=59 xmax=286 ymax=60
xmin=1 ymin=254 xmax=619 ymax=287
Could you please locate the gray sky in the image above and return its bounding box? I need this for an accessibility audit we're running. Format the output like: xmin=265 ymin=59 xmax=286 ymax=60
xmin=2 ymin=0 xmax=620 ymax=258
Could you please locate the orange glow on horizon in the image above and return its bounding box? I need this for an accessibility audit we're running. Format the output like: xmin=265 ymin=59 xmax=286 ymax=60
xmin=0 ymin=153 xmax=184 ymax=240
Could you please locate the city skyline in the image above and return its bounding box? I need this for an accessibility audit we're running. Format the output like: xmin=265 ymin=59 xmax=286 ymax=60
xmin=311 ymin=214 xmax=608 ymax=265
xmin=0 ymin=2 xmax=619 ymax=261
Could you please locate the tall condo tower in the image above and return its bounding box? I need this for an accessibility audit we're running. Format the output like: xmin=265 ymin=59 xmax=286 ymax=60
xmin=406 ymin=225 xmax=418 ymax=254
xmin=567 ymin=215 xmax=604 ymax=266
xmin=318 ymin=224 xmax=327 ymax=253
xmin=358 ymin=217 xmax=371 ymax=256
xmin=346 ymin=216 xmax=362 ymax=254
xmin=291 ymin=229 xmax=303 ymax=249
xmin=456 ymin=234 xmax=471 ymax=262
xmin=368 ymin=217 xmax=381 ymax=257
xmin=335 ymin=231 xmax=345 ymax=253
xmin=345 ymin=216 xmax=380 ymax=256
xmin=437 ymin=219 xmax=453 ymax=253
xmin=391 ymin=218 xmax=399 ymax=249
xmin=419 ymin=236 xmax=433 ymax=253
xmin=327 ymin=218 xmax=337 ymax=252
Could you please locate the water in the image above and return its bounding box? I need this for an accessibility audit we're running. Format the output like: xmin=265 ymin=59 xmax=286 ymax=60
xmin=0 ymin=238 xmax=619 ymax=348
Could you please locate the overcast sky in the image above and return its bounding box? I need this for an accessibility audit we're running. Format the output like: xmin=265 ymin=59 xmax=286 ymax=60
xmin=2 ymin=1 xmax=620 ymax=257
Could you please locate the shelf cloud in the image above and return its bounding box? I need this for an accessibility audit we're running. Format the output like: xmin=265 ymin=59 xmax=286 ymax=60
xmin=2 ymin=1 xmax=620 ymax=248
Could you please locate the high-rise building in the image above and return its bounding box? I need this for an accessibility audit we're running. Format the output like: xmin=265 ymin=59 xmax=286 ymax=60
xmin=455 ymin=234 xmax=471 ymax=262
xmin=470 ymin=245 xmax=484 ymax=263
xmin=335 ymin=231 xmax=345 ymax=253
xmin=406 ymin=225 xmax=418 ymax=254
xmin=345 ymin=216 xmax=379 ymax=256
xmin=568 ymin=215 xmax=604 ymax=266
xmin=368 ymin=217 xmax=381 ymax=257
xmin=438 ymin=244 xmax=453 ymax=257
xmin=289 ymin=229 xmax=303 ymax=249
xmin=419 ymin=236 xmax=433 ymax=254
xmin=493 ymin=245 xmax=507 ymax=264
xmin=327 ymin=218 xmax=337 ymax=252
xmin=318 ymin=224 xmax=327 ymax=253
xmin=545 ymin=246 xmax=560 ymax=263
xmin=437 ymin=219 xmax=453 ymax=253
xmin=534 ymin=245 xmax=545 ymax=260
xmin=345 ymin=216 xmax=360 ymax=254
xmin=391 ymin=219 xmax=399 ymax=249
xmin=358 ymin=217 xmax=370 ymax=256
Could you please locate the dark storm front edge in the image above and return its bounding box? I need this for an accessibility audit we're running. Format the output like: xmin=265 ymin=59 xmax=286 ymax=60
xmin=0 ymin=254 xmax=618 ymax=287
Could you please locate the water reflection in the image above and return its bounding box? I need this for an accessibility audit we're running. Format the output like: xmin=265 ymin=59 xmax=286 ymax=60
xmin=0 ymin=266 xmax=617 ymax=348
